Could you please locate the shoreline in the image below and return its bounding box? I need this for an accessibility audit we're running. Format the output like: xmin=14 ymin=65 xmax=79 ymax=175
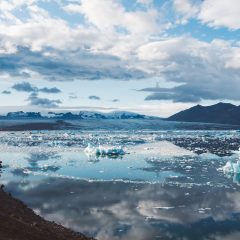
xmin=0 ymin=188 xmax=94 ymax=240
xmin=0 ymin=119 xmax=239 ymax=131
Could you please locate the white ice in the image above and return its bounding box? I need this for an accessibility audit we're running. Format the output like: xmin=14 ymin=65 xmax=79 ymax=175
xmin=221 ymin=147 xmax=240 ymax=174
xmin=221 ymin=160 xmax=240 ymax=174
xmin=128 ymin=141 xmax=194 ymax=156
xmin=84 ymin=143 xmax=126 ymax=156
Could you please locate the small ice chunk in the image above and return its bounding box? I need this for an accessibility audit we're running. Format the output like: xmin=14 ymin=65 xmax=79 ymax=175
xmin=84 ymin=143 xmax=96 ymax=155
xmin=152 ymin=206 xmax=175 ymax=210
xmin=84 ymin=143 xmax=126 ymax=157
xmin=221 ymin=160 xmax=240 ymax=174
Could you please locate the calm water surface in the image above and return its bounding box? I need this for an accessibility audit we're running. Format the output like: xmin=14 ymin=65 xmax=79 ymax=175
xmin=1 ymin=130 xmax=240 ymax=240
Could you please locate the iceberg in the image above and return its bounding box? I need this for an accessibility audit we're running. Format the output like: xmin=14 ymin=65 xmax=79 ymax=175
xmin=220 ymin=148 xmax=240 ymax=174
xmin=84 ymin=143 xmax=126 ymax=157
xmin=221 ymin=160 xmax=240 ymax=174
xmin=84 ymin=143 xmax=96 ymax=155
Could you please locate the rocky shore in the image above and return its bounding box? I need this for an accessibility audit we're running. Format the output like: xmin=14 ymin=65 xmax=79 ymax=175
xmin=0 ymin=188 xmax=94 ymax=240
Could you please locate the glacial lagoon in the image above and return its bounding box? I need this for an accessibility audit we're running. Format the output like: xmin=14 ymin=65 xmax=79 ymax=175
xmin=1 ymin=130 xmax=240 ymax=240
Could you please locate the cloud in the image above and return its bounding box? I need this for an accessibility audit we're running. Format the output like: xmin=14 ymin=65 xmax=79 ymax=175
xmin=69 ymin=93 xmax=78 ymax=100
xmin=173 ymin=0 xmax=199 ymax=24
xmin=198 ymin=0 xmax=240 ymax=30
xmin=0 ymin=0 xmax=153 ymax=81
xmin=89 ymin=95 xmax=101 ymax=100
xmin=64 ymin=0 xmax=159 ymax=35
xmin=144 ymin=91 xmax=201 ymax=102
xmin=140 ymin=86 xmax=210 ymax=102
xmin=27 ymin=93 xmax=61 ymax=108
xmin=11 ymin=81 xmax=61 ymax=94
xmin=12 ymin=82 xmax=37 ymax=92
xmin=2 ymin=90 xmax=11 ymax=94
xmin=137 ymin=37 xmax=240 ymax=102
xmin=173 ymin=0 xmax=240 ymax=30
xmin=137 ymin=0 xmax=153 ymax=5
xmin=112 ymin=99 xmax=119 ymax=102
xmin=39 ymin=87 xmax=61 ymax=94
xmin=0 ymin=47 xmax=146 ymax=81
xmin=0 ymin=0 xmax=240 ymax=106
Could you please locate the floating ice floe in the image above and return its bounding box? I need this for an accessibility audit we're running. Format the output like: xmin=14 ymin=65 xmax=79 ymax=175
xmin=221 ymin=160 xmax=240 ymax=174
xmin=84 ymin=143 xmax=126 ymax=157
xmin=219 ymin=147 xmax=240 ymax=174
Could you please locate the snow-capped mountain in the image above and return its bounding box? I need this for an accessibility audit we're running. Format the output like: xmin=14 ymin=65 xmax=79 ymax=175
xmin=104 ymin=111 xmax=149 ymax=119
xmin=2 ymin=111 xmax=156 ymax=120
xmin=5 ymin=111 xmax=42 ymax=119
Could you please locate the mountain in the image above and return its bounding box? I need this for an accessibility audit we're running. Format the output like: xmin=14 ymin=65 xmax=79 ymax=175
xmin=49 ymin=111 xmax=151 ymax=119
xmin=5 ymin=111 xmax=42 ymax=119
xmin=167 ymin=102 xmax=240 ymax=125
xmin=1 ymin=111 xmax=155 ymax=120
xmin=105 ymin=111 xmax=150 ymax=119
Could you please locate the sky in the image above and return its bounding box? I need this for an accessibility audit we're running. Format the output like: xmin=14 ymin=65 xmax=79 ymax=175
xmin=0 ymin=0 xmax=240 ymax=117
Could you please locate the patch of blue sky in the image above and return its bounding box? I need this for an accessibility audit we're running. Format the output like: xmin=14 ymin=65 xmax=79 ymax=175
xmin=120 ymin=0 xmax=140 ymax=11
xmin=38 ymin=1 xmax=86 ymax=27
xmin=167 ymin=19 xmax=240 ymax=42
xmin=12 ymin=7 xmax=30 ymax=22
xmin=120 ymin=0 xmax=166 ymax=11
xmin=152 ymin=0 xmax=171 ymax=9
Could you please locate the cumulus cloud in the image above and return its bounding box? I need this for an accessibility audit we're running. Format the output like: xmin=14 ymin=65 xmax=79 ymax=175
xmin=89 ymin=95 xmax=101 ymax=100
xmin=0 ymin=0 xmax=157 ymax=79
xmin=137 ymin=37 xmax=240 ymax=102
xmin=173 ymin=0 xmax=199 ymax=24
xmin=0 ymin=0 xmax=240 ymax=105
xmin=198 ymin=0 xmax=240 ymax=30
xmin=173 ymin=0 xmax=240 ymax=30
xmin=2 ymin=90 xmax=11 ymax=94
xmin=64 ymin=0 xmax=158 ymax=35
xmin=11 ymin=81 xmax=61 ymax=94
xmin=27 ymin=93 xmax=62 ymax=108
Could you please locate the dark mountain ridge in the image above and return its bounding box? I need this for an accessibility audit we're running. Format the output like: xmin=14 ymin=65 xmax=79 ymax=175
xmin=167 ymin=102 xmax=240 ymax=125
